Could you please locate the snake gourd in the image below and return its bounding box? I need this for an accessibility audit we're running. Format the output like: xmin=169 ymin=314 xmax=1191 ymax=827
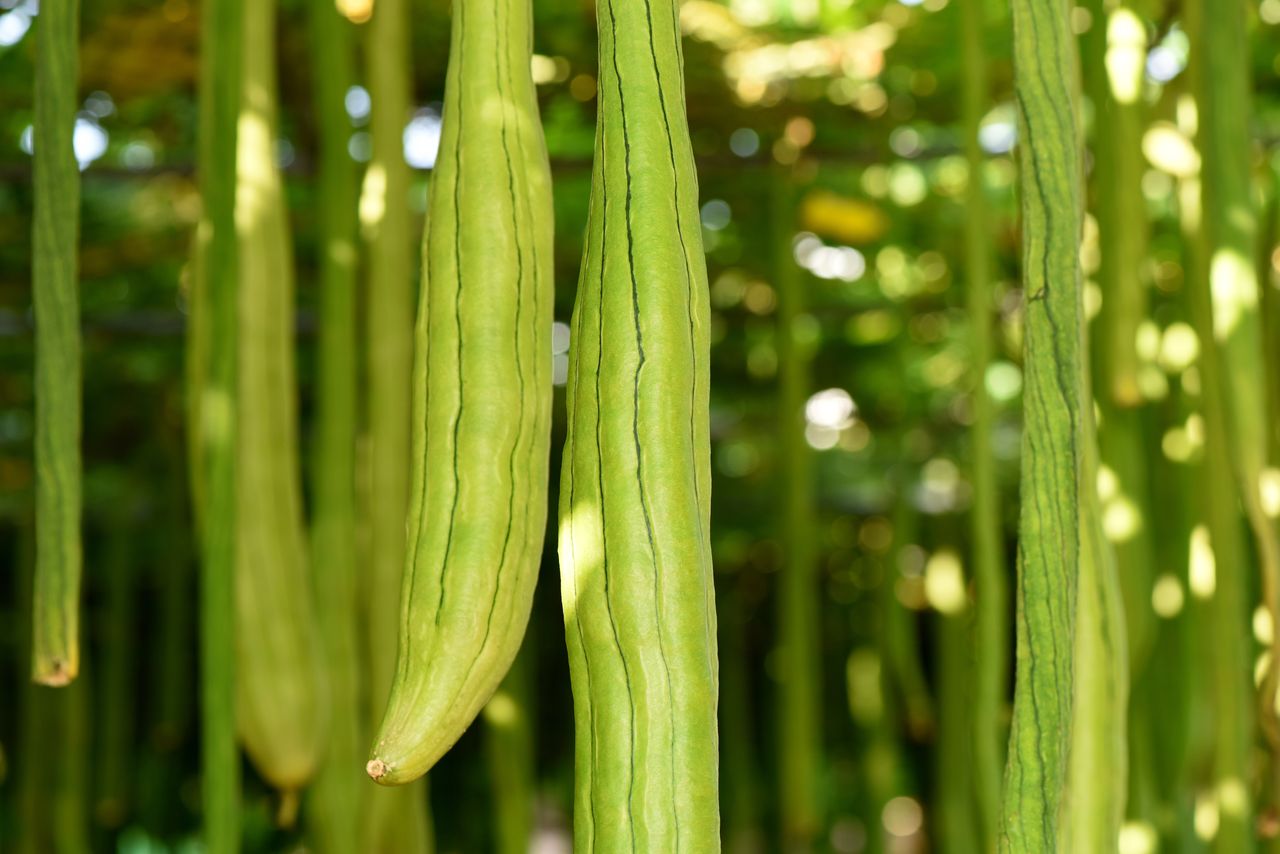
xmin=557 ymin=0 xmax=720 ymax=846
xmin=366 ymin=0 xmax=554 ymax=787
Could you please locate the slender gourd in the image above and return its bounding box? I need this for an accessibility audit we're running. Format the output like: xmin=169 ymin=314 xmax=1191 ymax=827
xmin=483 ymin=644 xmax=535 ymax=854
xmin=719 ymin=579 xmax=764 ymax=854
xmin=1002 ymin=0 xmax=1124 ymax=848
xmin=234 ymin=0 xmax=327 ymax=806
xmin=1066 ymin=429 xmax=1128 ymax=852
xmin=361 ymin=0 xmax=435 ymax=843
xmin=1063 ymin=5 xmax=1131 ymax=850
xmin=305 ymin=0 xmax=361 ymax=850
xmin=363 ymin=0 xmax=414 ymax=724
xmin=1081 ymin=0 xmax=1157 ymax=675
xmin=1260 ymin=174 xmax=1280 ymax=458
xmin=193 ymin=0 xmax=242 ymax=843
xmin=31 ymin=0 xmax=82 ymax=687
xmin=886 ymin=473 xmax=935 ymax=740
xmin=155 ymin=414 xmax=194 ymax=751
xmin=934 ymin=555 xmax=981 ymax=854
xmin=1181 ymin=5 xmax=1256 ymax=843
xmin=773 ymin=165 xmax=821 ymax=851
xmin=366 ymin=0 xmax=554 ymax=785
xmin=1189 ymin=0 xmax=1280 ymax=756
xmin=556 ymin=0 xmax=719 ymax=844
xmin=958 ymin=0 xmax=1007 ymax=845
xmin=95 ymin=519 xmax=137 ymax=828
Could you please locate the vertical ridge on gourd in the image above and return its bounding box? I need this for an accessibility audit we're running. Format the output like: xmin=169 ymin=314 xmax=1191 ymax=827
xmin=32 ymin=0 xmax=82 ymax=688
xmin=1002 ymin=0 xmax=1124 ymax=849
xmin=234 ymin=0 xmax=327 ymax=800
xmin=305 ymin=0 xmax=362 ymax=850
xmin=192 ymin=0 xmax=242 ymax=844
xmin=366 ymin=0 xmax=554 ymax=786
xmin=557 ymin=0 xmax=719 ymax=845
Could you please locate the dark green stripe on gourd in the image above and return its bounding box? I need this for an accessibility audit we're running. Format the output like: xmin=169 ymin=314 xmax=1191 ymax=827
xmin=234 ymin=0 xmax=327 ymax=805
xmin=32 ymin=0 xmax=82 ymax=688
xmin=366 ymin=0 xmax=553 ymax=786
xmin=557 ymin=0 xmax=718 ymax=846
xmin=192 ymin=0 xmax=242 ymax=844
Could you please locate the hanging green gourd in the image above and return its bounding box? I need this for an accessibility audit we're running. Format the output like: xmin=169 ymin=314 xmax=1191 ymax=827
xmin=366 ymin=0 xmax=554 ymax=786
xmin=1003 ymin=0 xmax=1127 ymax=850
xmin=233 ymin=0 xmax=327 ymax=815
xmin=958 ymin=0 xmax=1007 ymax=847
xmin=556 ymin=0 xmax=719 ymax=845
xmin=305 ymin=0 xmax=362 ymax=850
xmin=191 ymin=0 xmax=243 ymax=844
xmin=31 ymin=0 xmax=82 ymax=688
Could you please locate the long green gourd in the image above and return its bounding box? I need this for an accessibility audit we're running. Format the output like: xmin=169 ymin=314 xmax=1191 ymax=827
xmin=95 ymin=518 xmax=137 ymax=828
xmin=1190 ymin=0 xmax=1280 ymax=756
xmin=366 ymin=0 xmax=554 ymax=786
xmin=234 ymin=0 xmax=327 ymax=811
xmin=1081 ymin=0 xmax=1157 ymax=677
xmin=1182 ymin=1 xmax=1257 ymax=845
xmin=483 ymin=645 xmax=535 ymax=854
xmin=1062 ymin=3 xmax=1131 ymax=850
xmin=305 ymin=0 xmax=361 ymax=850
xmin=1003 ymin=0 xmax=1126 ymax=849
xmin=773 ymin=165 xmax=821 ymax=850
xmin=934 ymin=557 xmax=980 ymax=854
xmin=193 ymin=0 xmax=241 ymax=844
xmin=363 ymin=0 xmax=414 ymax=728
xmin=958 ymin=0 xmax=1006 ymax=846
xmin=155 ymin=417 xmax=194 ymax=751
xmin=556 ymin=0 xmax=718 ymax=845
xmin=32 ymin=0 xmax=82 ymax=688
xmin=361 ymin=0 xmax=434 ymax=846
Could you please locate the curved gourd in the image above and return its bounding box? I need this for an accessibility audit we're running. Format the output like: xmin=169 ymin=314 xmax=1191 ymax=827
xmin=556 ymin=0 xmax=719 ymax=846
xmin=366 ymin=0 xmax=554 ymax=786
xmin=234 ymin=0 xmax=327 ymax=802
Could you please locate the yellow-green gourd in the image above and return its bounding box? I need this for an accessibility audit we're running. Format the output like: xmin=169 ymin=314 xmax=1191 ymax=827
xmin=366 ymin=0 xmax=553 ymax=786
xmin=557 ymin=0 xmax=719 ymax=846
xmin=234 ymin=0 xmax=326 ymax=807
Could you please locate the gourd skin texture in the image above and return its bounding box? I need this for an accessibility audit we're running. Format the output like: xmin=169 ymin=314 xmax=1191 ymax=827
xmin=1002 ymin=0 xmax=1124 ymax=849
xmin=234 ymin=0 xmax=327 ymax=796
xmin=558 ymin=0 xmax=719 ymax=846
xmin=32 ymin=0 xmax=82 ymax=687
xmin=367 ymin=0 xmax=553 ymax=786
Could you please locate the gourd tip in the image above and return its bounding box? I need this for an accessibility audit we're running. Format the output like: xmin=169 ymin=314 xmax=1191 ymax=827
xmin=366 ymin=758 xmax=388 ymax=780
xmin=35 ymin=658 xmax=74 ymax=687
